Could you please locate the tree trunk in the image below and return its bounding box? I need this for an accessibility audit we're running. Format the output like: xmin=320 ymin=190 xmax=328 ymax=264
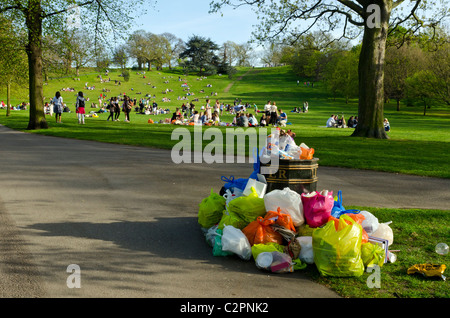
xmin=352 ymin=4 xmax=390 ymax=139
xmin=396 ymin=98 xmax=400 ymax=111
xmin=6 ymin=82 xmax=11 ymax=117
xmin=26 ymin=0 xmax=48 ymax=130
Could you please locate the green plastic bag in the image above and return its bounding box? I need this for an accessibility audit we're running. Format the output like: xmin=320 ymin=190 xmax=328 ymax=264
xmin=361 ymin=242 xmax=385 ymax=268
xmin=227 ymin=188 xmax=266 ymax=224
xmin=251 ymin=243 xmax=285 ymax=260
xmin=312 ymin=214 xmax=364 ymax=277
xmin=198 ymin=189 xmax=226 ymax=229
xmin=217 ymin=209 xmax=248 ymax=230
xmin=213 ymin=228 xmax=234 ymax=257
xmin=293 ymin=258 xmax=307 ymax=270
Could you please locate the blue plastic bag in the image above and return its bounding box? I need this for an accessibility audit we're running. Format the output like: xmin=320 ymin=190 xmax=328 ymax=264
xmin=221 ymin=148 xmax=262 ymax=192
xmin=221 ymin=176 xmax=248 ymax=191
xmin=331 ymin=190 xmax=360 ymax=218
xmin=249 ymin=147 xmax=262 ymax=181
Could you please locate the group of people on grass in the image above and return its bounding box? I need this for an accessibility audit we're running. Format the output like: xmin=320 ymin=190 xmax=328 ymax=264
xmin=326 ymin=114 xmax=357 ymax=128
xmin=40 ymin=89 xmax=300 ymax=128
xmin=326 ymin=114 xmax=390 ymax=131
xmin=1 ymin=101 xmax=28 ymax=111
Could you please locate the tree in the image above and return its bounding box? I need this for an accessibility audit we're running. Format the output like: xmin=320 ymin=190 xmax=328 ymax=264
xmin=210 ymin=0 xmax=449 ymax=139
xmin=0 ymin=15 xmax=28 ymax=117
xmin=260 ymin=42 xmax=283 ymax=67
xmin=113 ymin=44 xmax=129 ymax=70
xmin=405 ymin=71 xmax=436 ymax=115
xmin=384 ymin=43 xmax=424 ymax=111
xmin=65 ymin=28 xmax=95 ymax=76
xmin=322 ymin=47 xmax=360 ymax=103
xmin=127 ymin=29 xmax=149 ymax=70
xmin=161 ymin=33 xmax=185 ymax=69
xmin=422 ymin=43 xmax=450 ymax=106
xmin=179 ymin=35 xmax=220 ymax=75
xmin=0 ymin=0 xmax=153 ymax=130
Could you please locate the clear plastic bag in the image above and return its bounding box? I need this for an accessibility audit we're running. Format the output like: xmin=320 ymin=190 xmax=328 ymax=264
xmin=255 ymin=251 xmax=294 ymax=273
xmin=221 ymin=225 xmax=252 ymax=260
xmin=264 ymin=187 xmax=304 ymax=227
xmin=360 ymin=211 xmax=379 ymax=235
xmin=296 ymin=236 xmax=314 ymax=264
xmin=372 ymin=222 xmax=394 ymax=246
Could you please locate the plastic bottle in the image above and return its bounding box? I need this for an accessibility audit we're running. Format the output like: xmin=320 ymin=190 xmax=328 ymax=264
xmin=255 ymin=252 xmax=273 ymax=270
xmin=270 ymin=251 xmax=294 ymax=273
xmin=388 ymin=251 xmax=397 ymax=263
xmin=435 ymin=243 xmax=449 ymax=255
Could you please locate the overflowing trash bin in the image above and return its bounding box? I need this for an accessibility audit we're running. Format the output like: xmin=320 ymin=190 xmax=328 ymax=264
xmin=198 ymin=131 xmax=397 ymax=277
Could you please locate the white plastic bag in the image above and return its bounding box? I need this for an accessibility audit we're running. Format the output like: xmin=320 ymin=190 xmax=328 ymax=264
xmin=296 ymin=236 xmax=314 ymax=264
xmin=372 ymin=222 xmax=394 ymax=246
xmin=243 ymin=178 xmax=267 ymax=198
xmin=221 ymin=225 xmax=252 ymax=260
xmin=223 ymin=188 xmax=243 ymax=206
xmin=360 ymin=210 xmax=379 ymax=235
xmin=264 ymin=187 xmax=304 ymax=227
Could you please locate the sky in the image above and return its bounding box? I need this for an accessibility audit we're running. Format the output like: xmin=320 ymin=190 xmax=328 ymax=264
xmin=130 ymin=0 xmax=261 ymax=46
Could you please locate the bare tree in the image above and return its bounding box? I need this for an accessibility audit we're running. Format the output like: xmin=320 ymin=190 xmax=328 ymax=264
xmin=161 ymin=32 xmax=185 ymax=69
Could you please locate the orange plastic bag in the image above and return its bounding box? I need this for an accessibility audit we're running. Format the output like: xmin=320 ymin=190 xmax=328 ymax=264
xmin=329 ymin=214 xmax=368 ymax=244
xmin=264 ymin=207 xmax=296 ymax=232
xmin=300 ymin=147 xmax=314 ymax=160
xmin=242 ymin=216 xmax=284 ymax=246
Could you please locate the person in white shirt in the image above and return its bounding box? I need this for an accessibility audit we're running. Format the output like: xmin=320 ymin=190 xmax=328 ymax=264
xmin=326 ymin=115 xmax=337 ymax=128
xmin=264 ymin=101 xmax=271 ymax=118
xmin=52 ymin=91 xmax=63 ymax=123
xmin=269 ymin=102 xmax=278 ymax=126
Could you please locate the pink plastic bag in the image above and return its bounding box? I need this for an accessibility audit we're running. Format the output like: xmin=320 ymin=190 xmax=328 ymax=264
xmin=301 ymin=190 xmax=334 ymax=228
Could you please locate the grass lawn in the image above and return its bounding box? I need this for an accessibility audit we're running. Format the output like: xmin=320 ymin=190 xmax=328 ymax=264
xmin=302 ymin=207 xmax=449 ymax=298
xmin=0 ymin=66 xmax=449 ymax=298
xmin=1 ymin=66 xmax=449 ymax=178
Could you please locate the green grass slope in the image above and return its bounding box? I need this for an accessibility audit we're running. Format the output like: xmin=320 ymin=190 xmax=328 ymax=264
xmin=1 ymin=66 xmax=449 ymax=178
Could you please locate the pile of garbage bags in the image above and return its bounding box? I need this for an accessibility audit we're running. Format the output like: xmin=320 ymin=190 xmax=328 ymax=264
xmin=198 ymin=175 xmax=395 ymax=277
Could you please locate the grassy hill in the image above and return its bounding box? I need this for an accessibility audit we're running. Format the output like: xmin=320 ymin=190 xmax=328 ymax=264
xmin=1 ymin=65 xmax=449 ymax=178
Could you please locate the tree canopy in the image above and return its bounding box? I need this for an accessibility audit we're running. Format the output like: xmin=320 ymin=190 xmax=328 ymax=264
xmin=210 ymin=0 xmax=449 ymax=138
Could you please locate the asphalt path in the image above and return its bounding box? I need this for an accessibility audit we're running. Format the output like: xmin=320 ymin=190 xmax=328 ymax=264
xmin=0 ymin=124 xmax=448 ymax=298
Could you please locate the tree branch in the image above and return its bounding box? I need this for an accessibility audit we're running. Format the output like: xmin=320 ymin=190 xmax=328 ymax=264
xmin=336 ymin=0 xmax=364 ymax=17
xmin=42 ymin=0 xmax=95 ymax=18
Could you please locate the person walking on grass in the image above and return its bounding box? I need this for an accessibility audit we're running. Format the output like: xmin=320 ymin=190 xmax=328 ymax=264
xmin=52 ymin=91 xmax=63 ymax=123
xmin=269 ymin=101 xmax=278 ymax=126
xmin=107 ymin=97 xmax=115 ymax=121
xmin=114 ymin=97 xmax=121 ymax=121
xmin=75 ymin=91 xmax=86 ymax=124
xmin=122 ymin=96 xmax=131 ymax=122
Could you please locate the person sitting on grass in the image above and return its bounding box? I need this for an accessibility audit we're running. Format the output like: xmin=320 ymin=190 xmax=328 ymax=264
xmin=384 ymin=118 xmax=391 ymax=132
xmin=248 ymin=113 xmax=258 ymax=127
xmin=200 ymin=111 xmax=207 ymax=125
xmin=232 ymin=112 xmax=240 ymax=126
xmin=337 ymin=115 xmax=346 ymax=128
xmin=279 ymin=109 xmax=287 ymax=126
xmin=237 ymin=112 xmax=249 ymax=127
xmin=326 ymin=114 xmax=337 ymax=128
xmin=259 ymin=114 xmax=267 ymax=127
xmin=347 ymin=116 xmax=356 ymax=128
